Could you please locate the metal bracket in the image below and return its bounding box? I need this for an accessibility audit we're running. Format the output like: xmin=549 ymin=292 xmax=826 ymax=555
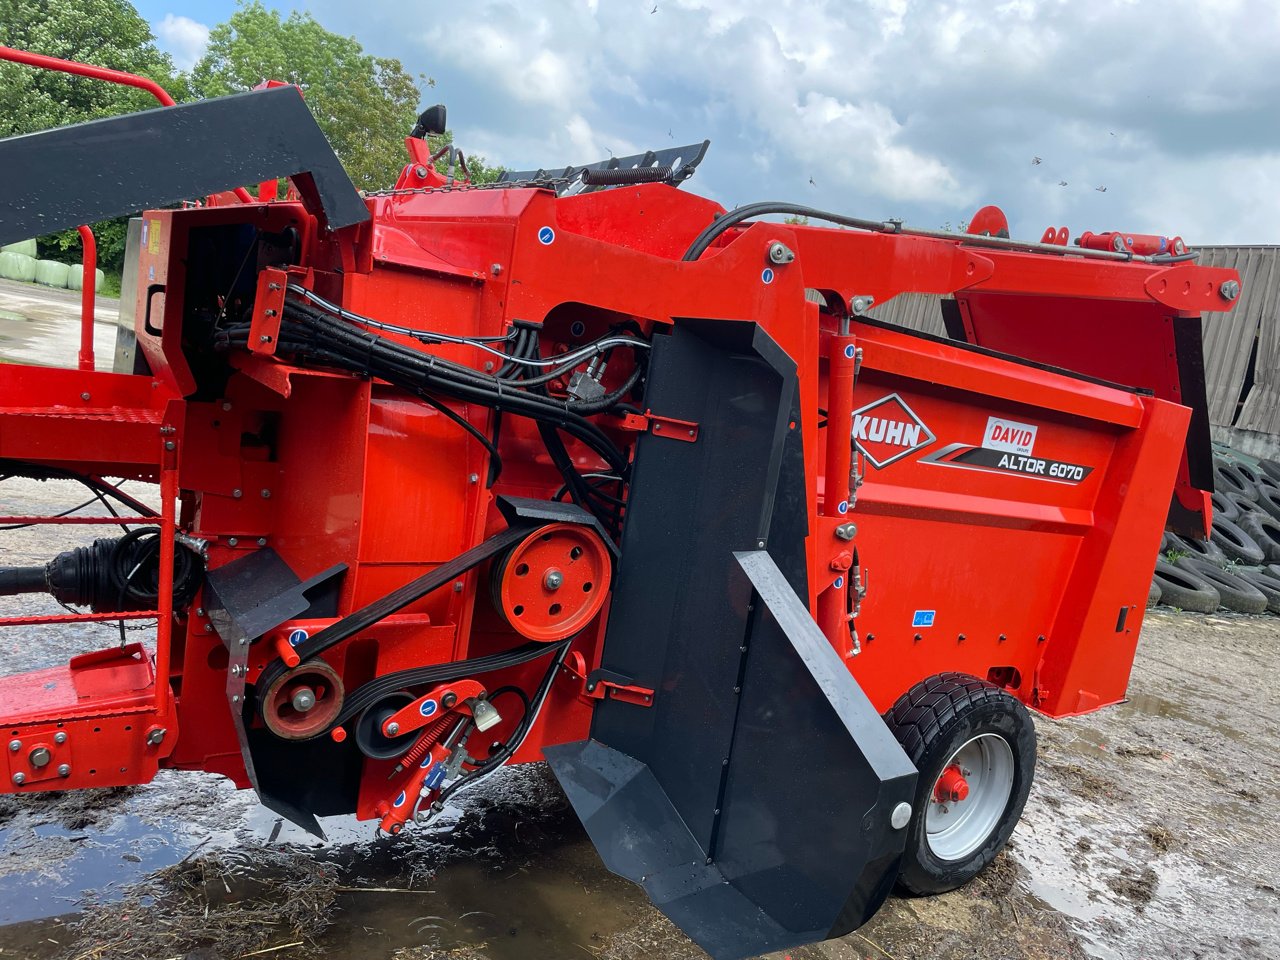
xmin=564 ymin=653 xmax=654 ymax=706
xmin=615 ymin=410 xmax=700 ymax=443
xmin=248 ymin=268 xmax=288 ymax=356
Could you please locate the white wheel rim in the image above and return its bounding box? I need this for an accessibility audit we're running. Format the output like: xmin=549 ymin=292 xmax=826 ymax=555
xmin=925 ymin=733 xmax=1015 ymax=861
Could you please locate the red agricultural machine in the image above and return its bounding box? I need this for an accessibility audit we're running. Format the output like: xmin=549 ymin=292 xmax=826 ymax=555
xmin=0 ymin=47 xmax=1239 ymax=959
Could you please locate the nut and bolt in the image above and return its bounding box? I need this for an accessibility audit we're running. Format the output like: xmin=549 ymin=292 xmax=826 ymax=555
xmin=29 ymin=747 xmax=50 ymax=768
xmin=146 ymin=728 xmax=167 ymax=746
xmin=8 ymin=739 xmax=20 ymax=753
xmin=57 ymin=764 xmax=71 ymax=778
xmin=228 ymin=537 xmax=239 ymax=547
xmin=835 ymin=522 xmax=858 ymax=541
xmin=232 ymin=489 xmax=243 ymax=499
xmin=1220 ymin=279 xmax=1241 ymax=301
xmin=544 ymin=570 xmax=564 ymax=591
xmin=386 ymin=721 xmax=400 ymax=736
xmin=257 ymin=538 xmax=268 ymax=547
xmin=468 ymin=473 xmax=479 ymax=484
xmin=11 ymin=773 xmax=24 ymax=786
xmin=81 ymin=392 xmax=91 ymax=401
xmin=442 ymin=692 xmax=458 ymax=709
xmin=491 ymin=263 xmax=503 ymax=276
xmin=767 ymin=241 xmax=795 ymax=265
xmin=54 ymin=732 xmax=67 ymax=745
xmin=165 ymin=440 xmax=176 ymax=451
xmin=851 ymin=296 xmax=875 ymax=315
xmin=261 ymin=489 xmax=271 ymax=499
xmin=292 ymin=688 xmax=317 ymax=712
xmin=414 ymin=165 xmax=428 ymax=178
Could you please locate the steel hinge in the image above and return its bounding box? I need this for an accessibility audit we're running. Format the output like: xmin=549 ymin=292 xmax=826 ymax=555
xmin=615 ymin=409 xmax=699 ymax=443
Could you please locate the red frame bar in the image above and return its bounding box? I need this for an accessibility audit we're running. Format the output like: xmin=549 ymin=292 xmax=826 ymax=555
xmin=0 ymin=516 xmax=154 ymax=525
xmin=76 ymin=224 xmax=96 ymax=371
xmin=0 ymin=611 xmax=160 ymax=627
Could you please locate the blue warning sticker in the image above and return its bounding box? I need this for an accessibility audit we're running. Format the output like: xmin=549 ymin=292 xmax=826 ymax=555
xmin=833 ymin=576 xmax=845 ymax=589
xmin=393 ymin=790 xmax=407 ymax=808
xmin=761 ymin=267 xmax=775 ymax=285
xmin=837 ymin=500 xmax=849 ymax=515
xmin=912 ymin=610 xmax=936 ymax=628
xmin=537 ymin=226 xmax=555 ymax=245
xmin=287 ymin=628 xmax=308 ymax=647
xmin=425 ymin=763 xmax=447 ymax=789
xmin=418 ymin=698 xmax=438 ymax=718
xmin=844 ymin=344 xmax=857 ymax=359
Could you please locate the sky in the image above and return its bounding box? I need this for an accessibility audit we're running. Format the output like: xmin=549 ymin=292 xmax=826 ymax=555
xmin=134 ymin=0 xmax=1280 ymax=244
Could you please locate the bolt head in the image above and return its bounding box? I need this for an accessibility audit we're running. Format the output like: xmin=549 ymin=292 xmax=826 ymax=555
xmin=80 ymin=392 xmax=91 ymax=401
xmin=1220 ymin=279 xmax=1241 ymax=301
xmin=260 ymin=489 xmax=271 ymax=499
xmin=54 ymin=732 xmax=67 ymax=745
xmin=414 ymin=165 xmax=428 ymax=178
xmin=292 ymin=688 xmax=317 ymax=712
xmin=232 ymin=489 xmax=243 ymax=499
xmin=767 ymin=241 xmax=795 ymax=265
xmin=386 ymin=721 xmax=400 ymax=736
xmin=8 ymin=739 xmax=20 ymax=753
xmin=228 ymin=537 xmax=239 ymax=547
xmin=29 ymin=747 xmax=50 ymax=768
xmin=890 ymin=801 xmax=912 ymax=829
xmin=57 ymin=764 xmax=70 ymax=778
xmin=146 ymin=728 xmax=166 ymax=746
xmin=835 ymin=522 xmax=858 ymax=541
xmin=544 ymin=570 xmax=564 ymax=590
xmin=11 ymin=772 xmax=24 ymax=786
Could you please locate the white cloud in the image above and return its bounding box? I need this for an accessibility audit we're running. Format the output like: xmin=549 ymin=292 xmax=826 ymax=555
xmin=154 ymin=13 xmax=211 ymax=72
xmin=305 ymin=0 xmax=1280 ymax=241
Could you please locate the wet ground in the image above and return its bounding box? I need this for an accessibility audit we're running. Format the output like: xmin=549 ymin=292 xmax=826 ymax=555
xmin=0 ymin=277 xmax=119 ymax=368
xmin=1 ymin=286 xmax=1278 ymax=959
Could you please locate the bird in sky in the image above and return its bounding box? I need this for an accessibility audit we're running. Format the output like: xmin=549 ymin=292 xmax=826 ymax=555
xmin=1095 ymin=185 xmax=1107 ymax=193
xmin=651 ymin=4 xmax=658 ymax=12
xmin=1058 ymin=180 xmax=1068 ymax=186
xmin=1031 ymin=156 xmax=1042 ymax=165
xmin=809 ymin=177 xmax=817 ymax=187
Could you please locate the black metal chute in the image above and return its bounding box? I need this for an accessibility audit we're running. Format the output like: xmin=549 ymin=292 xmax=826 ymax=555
xmin=496 ymin=140 xmax=710 ymax=194
xmin=0 ymin=86 xmax=369 ymax=247
xmin=545 ymin=319 xmax=917 ymax=960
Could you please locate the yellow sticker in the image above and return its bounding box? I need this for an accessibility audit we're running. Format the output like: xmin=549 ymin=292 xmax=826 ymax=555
xmin=147 ymin=218 xmax=161 ymax=255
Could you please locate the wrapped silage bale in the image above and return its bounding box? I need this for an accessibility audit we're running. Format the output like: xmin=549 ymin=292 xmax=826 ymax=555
xmin=34 ymin=259 xmax=70 ymax=288
xmin=0 ymin=252 xmax=38 ymax=282
xmin=65 ymin=267 xmax=106 ymax=292
xmin=1 ymin=239 xmax=38 ymax=258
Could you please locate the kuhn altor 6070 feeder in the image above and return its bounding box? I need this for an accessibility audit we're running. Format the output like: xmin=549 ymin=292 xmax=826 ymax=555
xmin=0 ymin=47 xmax=1237 ymax=958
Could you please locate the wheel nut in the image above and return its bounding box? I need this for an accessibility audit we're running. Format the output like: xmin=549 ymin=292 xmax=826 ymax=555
xmin=292 ymin=687 xmax=317 ymax=712
xmin=28 ymin=747 xmax=51 ymax=768
xmin=544 ymin=569 xmax=564 ymax=590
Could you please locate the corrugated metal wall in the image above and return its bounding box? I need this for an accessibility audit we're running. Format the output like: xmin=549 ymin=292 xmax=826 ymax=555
xmin=853 ymin=246 xmax=1280 ymax=435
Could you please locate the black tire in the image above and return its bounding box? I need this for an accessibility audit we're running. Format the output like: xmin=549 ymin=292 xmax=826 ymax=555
xmin=1260 ymin=458 xmax=1280 ymax=484
xmin=1211 ymin=489 xmax=1240 ymax=522
xmin=1214 ymin=459 xmax=1256 ymax=500
xmin=884 ymin=673 xmax=1036 ymax=896
xmin=1152 ymin=559 xmax=1220 ymax=613
xmin=1173 ymin=556 xmax=1269 ymax=614
xmin=1233 ymin=458 xmax=1265 ymax=491
xmin=1167 ymin=532 xmax=1227 ymax=565
xmin=1211 ymin=515 xmax=1266 ymax=565
xmin=1148 ymin=579 xmax=1162 ymax=607
xmin=1253 ymin=482 xmax=1280 ymax=523
xmin=1236 ymin=567 xmax=1280 ymax=614
xmin=1239 ymin=511 xmax=1280 ymax=563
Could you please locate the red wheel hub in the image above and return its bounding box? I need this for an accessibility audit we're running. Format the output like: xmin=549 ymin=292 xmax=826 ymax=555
xmin=933 ymin=764 xmax=970 ymax=804
xmin=494 ymin=523 xmax=611 ymax=642
xmin=261 ymin=661 xmax=344 ymax=740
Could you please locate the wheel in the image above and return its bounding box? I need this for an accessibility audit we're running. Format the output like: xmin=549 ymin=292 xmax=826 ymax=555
xmin=1214 ymin=459 xmax=1256 ymax=500
xmin=1210 ymin=515 xmax=1266 ymax=565
xmin=1167 ymin=532 xmax=1227 ymax=565
xmin=1147 ymin=579 xmax=1162 ymax=607
xmin=490 ymin=523 xmax=612 ymax=641
xmin=884 ymin=673 xmax=1036 ymax=896
xmin=1152 ymin=558 xmax=1220 ymax=612
xmin=1238 ymin=511 xmax=1280 ymax=563
xmin=1255 ymin=483 xmax=1280 ymax=523
xmin=1173 ymin=556 xmax=1269 ymax=614
xmin=1211 ymin=490 xmax=1240 ymax=522
xmin=1236 ymin=568 xmax=1280 ymax=614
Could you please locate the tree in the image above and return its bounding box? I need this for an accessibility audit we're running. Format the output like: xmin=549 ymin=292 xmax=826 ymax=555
xmin=191 ymin=2 xmax=421 ymax=191
xmin=0 ymin=0 xmax=184 ymax=279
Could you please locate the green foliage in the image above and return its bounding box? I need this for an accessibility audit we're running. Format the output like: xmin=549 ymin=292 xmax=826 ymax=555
xmin=1164 ymin=549 xmax=1189 ymax=563
xmin=191 ymin=1 xmax=421 ymax=191
xmin=783 ymin=215 xmax=810 ymax=226
xmin=0 ymin=0 xmax=183 ymax=275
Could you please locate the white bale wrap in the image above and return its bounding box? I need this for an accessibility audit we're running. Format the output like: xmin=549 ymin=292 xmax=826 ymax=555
xmin=34 ymin=259 xmax=71 ymax=288
xmin=1 ymin=239 xmax=38 ymax=258
xmin=0 ymin=251 xmax=38 ymax=281
xmin=65 ymin=267 xmax=106 ymax=292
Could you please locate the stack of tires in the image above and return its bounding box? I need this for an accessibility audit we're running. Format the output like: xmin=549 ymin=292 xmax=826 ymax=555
xmin=1152 ymin=451 xmax=1280 ymax=615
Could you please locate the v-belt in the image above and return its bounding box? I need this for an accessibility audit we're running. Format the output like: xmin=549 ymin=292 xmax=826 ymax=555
xmin=255 ymin=520 xmax=543 ymax=722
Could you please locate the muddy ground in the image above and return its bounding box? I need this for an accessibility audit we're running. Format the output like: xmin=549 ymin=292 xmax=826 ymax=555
xmin=0 ymin=295 xmax=1278 ymax=959
xmin=0 ymin=476 xmax=1276 ymax=960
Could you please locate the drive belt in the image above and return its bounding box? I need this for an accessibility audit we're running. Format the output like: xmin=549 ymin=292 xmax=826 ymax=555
xmin=254 ymin=520 xmax=541 ymax=715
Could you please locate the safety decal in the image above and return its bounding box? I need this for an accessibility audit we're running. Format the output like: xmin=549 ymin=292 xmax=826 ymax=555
xmin=537 ymin=226 xmax=555 ymax=245
xmin=850 ymin=393 xmax=936 ymax=468
xmin=761 ymin=267 xmax=775 ymax=285
xmin=921 ymin=442 xmax=1094 ymax=484
xmin=912 ymin=610 xmax=936 ymax=628
xmin=424 ymin=762 xmax=448 ymax=789
xmin=393 ymin=790 xmax=407 ymax=808
xmin=419 ymin=698 xmax=439 ymax=718
xmin=287 ymin=628 xmax=308 ymax=647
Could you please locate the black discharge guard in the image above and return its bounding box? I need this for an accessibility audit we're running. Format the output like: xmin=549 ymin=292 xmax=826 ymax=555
xmin=545 ymin=320 xmax=917 ymax=960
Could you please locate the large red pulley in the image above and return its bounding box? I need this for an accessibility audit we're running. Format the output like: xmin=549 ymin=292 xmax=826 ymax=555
xmin=492 ymin=523 xmax=611 ymax=641
xmin=261 ymin=660 xmax=344 ymax=740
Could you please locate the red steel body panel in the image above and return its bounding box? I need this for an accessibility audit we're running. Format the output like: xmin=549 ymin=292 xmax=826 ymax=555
xmin=0 ymin=175 xmax=1237 ymax=818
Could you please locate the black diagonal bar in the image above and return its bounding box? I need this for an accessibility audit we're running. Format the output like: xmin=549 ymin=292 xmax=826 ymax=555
xmin=0 ymin=86 xmax=369 ymax=245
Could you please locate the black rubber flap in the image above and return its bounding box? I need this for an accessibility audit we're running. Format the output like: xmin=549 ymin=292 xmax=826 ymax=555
xmin=0 ymin=86 xmax=368 ymax=246
xmin=546 ymin=320 xmax=916 ymax=960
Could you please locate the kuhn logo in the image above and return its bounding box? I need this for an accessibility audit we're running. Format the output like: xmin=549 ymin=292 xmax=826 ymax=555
xmin=983 ymin=416 xmax=1037 ymax=456
xmin=851 ymin=393 xmax=935 ymax=468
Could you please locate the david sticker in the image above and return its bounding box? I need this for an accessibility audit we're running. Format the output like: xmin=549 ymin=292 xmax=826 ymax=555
xmin=982 ymin=416 xmax=1038 ymax=456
